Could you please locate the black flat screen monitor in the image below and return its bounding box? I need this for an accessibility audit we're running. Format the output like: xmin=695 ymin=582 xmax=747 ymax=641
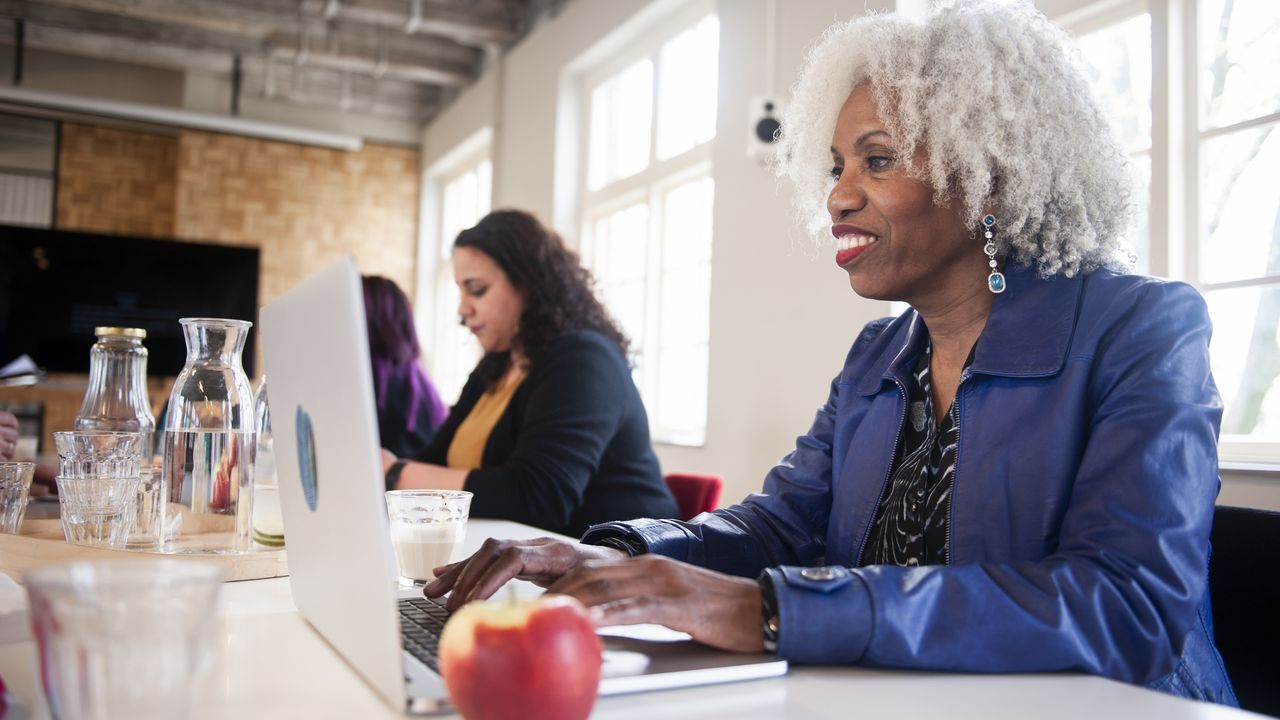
xmin=0 ymin=224 xmax=260 ymax=376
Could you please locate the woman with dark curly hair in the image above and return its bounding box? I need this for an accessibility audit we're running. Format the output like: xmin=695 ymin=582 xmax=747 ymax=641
xmin=381 ymin=209 xmax=678 ymax=536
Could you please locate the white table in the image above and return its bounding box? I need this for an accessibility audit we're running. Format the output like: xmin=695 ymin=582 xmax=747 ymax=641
xmin=0 ymin=519 xmax=1266 ymax=719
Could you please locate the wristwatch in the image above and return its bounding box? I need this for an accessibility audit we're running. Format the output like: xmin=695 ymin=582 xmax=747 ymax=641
xmin=590 ymin=535 xmax=646 ymax=557
xmin=384 ymin=459 xmax=408 ymax=491
xmin=758 ymin=571 xmax=781 ymax=653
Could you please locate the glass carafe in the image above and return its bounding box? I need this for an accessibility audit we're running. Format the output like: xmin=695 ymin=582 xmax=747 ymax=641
xmin=162 ymin=318 xmax=255 ymax=553
xmin=250 ymin=376 xmax=284 ymax=548
xmin=76 ymin=327 xmax=155 ymax=453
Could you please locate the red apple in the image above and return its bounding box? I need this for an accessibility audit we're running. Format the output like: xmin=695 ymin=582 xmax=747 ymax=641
xmin=439 ymin=594 xmax=603 ymax=720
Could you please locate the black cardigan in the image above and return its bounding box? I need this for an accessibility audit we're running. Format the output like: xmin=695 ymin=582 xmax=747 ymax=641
xmin=417 ymin=330 xmax=678 ymax=536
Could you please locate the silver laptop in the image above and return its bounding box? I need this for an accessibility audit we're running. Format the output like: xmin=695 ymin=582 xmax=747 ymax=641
xmin=260 ymin=256 xmax=787 ymax=715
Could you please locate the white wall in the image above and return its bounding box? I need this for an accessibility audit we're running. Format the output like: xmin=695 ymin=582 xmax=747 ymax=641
xmin=421 ymin=0 xmax=1280 ymax=511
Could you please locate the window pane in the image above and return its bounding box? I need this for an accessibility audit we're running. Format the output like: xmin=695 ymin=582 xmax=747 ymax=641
xmin=1127 ymin=153 xmax=1151 ymax=274
xmin=433 ymin=159 xmax=491 ymax=401
xmin=441 ymin=165 xmax=490 ymax=259
xmin=1200 ymin=123 xmax=1280 ymax=284
xmin=1206 ymin=286 xmax=1280 ymax=445
xmin=615 ymin=60 xmax=654 ymax=180
xmin=590 ymin=204 xmax=650 ymax=350
xmin=662 ymin=177 xmax=714 ymax=268
xmin=659 ymin=266 xmax=710 ymax=348
xmin=476 ymin=161 xmax=492 ymax=219
xmin=588 ymin=61 xmax=654 ymax=190
xmin=1077 ymin=13 xmax=1152 ymax=152
xmin=433 ymin=272 xmax=481 ymax=405
xmin=656 ymin=344 xmax=709 ymax=437
xmin=657 ymin=15 xmax=720 ymax=159
xmin=594 ymin=204 xmax=649 ymax=283
xmin=1200 ymin=0 xmax=1280 ymax=130
xmin=588 ymin=84 xmax=612 ymax=192
xmin=602 ymin=281 xmax=647 ymax=352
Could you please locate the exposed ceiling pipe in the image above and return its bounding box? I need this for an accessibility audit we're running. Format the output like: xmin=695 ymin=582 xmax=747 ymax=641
xmin=405 ymin=0 xmax=421 ymax=34
xmin=268 ymin=44 xmax=468 ymax=86
xmin=298 ymin=0 xmax=513 ymax=48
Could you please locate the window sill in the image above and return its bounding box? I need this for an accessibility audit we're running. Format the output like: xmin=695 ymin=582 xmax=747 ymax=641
xmin=1219 ymin=460 xmax=1280 ymax=476
xmin=653 ymin=435 xmax=707 ymax=449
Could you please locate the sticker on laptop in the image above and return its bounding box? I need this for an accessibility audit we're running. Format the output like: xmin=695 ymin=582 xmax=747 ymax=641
xmin=296 ymin=405 xmax=319 ymax=511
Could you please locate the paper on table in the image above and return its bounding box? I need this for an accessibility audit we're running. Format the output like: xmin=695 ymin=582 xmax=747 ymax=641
xmin=0 ymin=354 xmax=37 ymax=378
xmin=0 ymin=354 xmax=43 ymax=387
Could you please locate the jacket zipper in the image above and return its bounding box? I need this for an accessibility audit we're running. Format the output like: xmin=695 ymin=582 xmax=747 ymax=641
xmin=854 ymin=377 xmax=908 ymax=562
xmin=944 ymin=368 xmax=971 ymax=566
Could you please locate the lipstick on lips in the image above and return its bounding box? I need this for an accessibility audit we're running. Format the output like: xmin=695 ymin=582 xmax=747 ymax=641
xmin=833 ymin=224 xmax=879 ymax=267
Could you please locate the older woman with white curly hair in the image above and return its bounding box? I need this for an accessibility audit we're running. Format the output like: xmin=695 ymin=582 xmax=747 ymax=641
xmin=425 ymin=0 xmax=1235 ymax=704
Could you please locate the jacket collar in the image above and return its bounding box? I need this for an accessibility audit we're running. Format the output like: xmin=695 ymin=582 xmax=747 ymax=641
xmin=854 ymin=263 xmax=1085 ymax=395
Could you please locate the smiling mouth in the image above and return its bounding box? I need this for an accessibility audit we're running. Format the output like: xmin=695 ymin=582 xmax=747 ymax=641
xmin=834 ymin=233 xmax=879 ymax=267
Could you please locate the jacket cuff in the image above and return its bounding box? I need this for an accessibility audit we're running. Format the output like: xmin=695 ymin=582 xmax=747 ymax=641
xmin=763 ymin=565 xmax=873 ymax=664
xmin=580 ymin=518 xmax=691 ymax=559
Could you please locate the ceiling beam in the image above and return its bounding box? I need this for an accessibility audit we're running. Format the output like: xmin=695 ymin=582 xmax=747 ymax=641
xmin=22 ymin=0 xmax=303 ymax=39
xmin=0 ymin=0 xmax=266 ymax=54
xmin=0 ymin=22 xmax=438 ymax=119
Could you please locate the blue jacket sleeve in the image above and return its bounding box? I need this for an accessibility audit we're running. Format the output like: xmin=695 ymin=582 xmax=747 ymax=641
xmin=582 ymin=338 xmax=868 ymax=574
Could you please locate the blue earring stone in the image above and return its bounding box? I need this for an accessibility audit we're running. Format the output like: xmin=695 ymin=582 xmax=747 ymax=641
xmin=982 ymin=214 xmax=996 ymax=228
xmin=988 ymin=272 xmax=1006 ymax=293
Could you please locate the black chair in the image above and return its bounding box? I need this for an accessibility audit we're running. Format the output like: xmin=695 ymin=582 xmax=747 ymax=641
xmin=1209 ymin=505 xmax=1280 ymax=716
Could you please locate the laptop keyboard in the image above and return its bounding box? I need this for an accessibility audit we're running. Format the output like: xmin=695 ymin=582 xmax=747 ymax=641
xmin=399 ymin=595 xmax=453 ymax=672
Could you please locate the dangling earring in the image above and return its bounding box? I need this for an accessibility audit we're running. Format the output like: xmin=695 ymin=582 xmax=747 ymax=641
xmin=982 ymin=214 xmax=1005 ymax=294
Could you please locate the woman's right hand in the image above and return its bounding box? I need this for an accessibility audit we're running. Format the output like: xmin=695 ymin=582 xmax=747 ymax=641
xmin=424 ymin=537 xmax=627 ymax=611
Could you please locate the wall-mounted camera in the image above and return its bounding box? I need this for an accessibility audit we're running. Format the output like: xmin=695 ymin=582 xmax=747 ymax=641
xmin=748 ymin=96 xmax=782 ymax=164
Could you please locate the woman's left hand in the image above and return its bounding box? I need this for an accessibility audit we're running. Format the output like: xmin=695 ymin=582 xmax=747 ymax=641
xmin=546 ymin=554 xmax=765 ymax=653
xmin=0 ymin=410 xmax=18 ymax=461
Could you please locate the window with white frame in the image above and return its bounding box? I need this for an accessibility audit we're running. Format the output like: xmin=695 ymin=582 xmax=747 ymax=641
xmin=579 ymin=8 xmax=718 ymax=446
xmin=1070 ymin=0 xmax=1280 ymax=461
xmin=427 ymin=156 xmax=491 ymax=405
xmin=1077 ymin=12 xmax=1152 ymax=270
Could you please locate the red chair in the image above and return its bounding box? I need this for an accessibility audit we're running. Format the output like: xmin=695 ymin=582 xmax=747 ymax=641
xmin=664 ymin=472 xmax=724 ymax=521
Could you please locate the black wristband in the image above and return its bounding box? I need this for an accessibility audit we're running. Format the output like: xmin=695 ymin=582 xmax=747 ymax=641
xmin=758 ymin=570 xmax=781 ymax=654
xmin=592 ymin=536 xmax=646 ymax=557
xmin=384 ymin=459 xmax=408 ymax=491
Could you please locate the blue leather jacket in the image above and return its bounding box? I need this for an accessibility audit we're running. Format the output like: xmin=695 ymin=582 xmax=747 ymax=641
xmin=584 ymin=265 xmax=1237 ymax=704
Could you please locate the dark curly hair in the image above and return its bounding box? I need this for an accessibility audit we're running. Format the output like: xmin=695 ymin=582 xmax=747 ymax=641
xmin=454 ymin=209 xmax=630 ymax=390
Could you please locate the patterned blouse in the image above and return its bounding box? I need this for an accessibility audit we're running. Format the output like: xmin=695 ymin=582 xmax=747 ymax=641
xmin=859 ymin=341 xmax=972 ymax=567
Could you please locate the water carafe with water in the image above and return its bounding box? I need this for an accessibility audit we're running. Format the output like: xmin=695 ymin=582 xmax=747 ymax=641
xmin=162 ymin=318 xmax=255 ymax=553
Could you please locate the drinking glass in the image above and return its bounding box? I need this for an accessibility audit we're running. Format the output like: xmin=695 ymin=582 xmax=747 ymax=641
xmin=56 ymin=476 xmax=139 ymax=549
xmin=384 ymin=490 xmax=472 ymax=586
xmin=25 ymin=559 xmax=225 ymax=720
xmin=0 ymin=461 xmax=35 ymax=533
xmin=53 ymin=431 xmax=146 ymax=549
xmin=127 ymin=462 xmax=166 ymax=550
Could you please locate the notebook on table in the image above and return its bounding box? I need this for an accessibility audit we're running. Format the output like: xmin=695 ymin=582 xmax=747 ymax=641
xmin=260 ymin=256 xmax=788 ymax=714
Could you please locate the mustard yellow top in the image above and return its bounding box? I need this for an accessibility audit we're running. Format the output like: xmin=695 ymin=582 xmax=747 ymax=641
xmin=446 ymin=369 xmax=527 ymax=470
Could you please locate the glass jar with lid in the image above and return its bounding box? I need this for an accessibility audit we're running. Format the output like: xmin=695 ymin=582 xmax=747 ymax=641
xmin=76 ymin=327 xmax=155 ymax=453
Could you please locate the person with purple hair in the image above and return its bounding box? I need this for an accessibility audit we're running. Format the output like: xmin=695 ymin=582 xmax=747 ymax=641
xmin=362 ymin=275 xmax=447 ymax=460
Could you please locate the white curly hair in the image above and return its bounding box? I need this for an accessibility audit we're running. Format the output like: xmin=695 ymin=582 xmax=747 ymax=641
xmin=774 ymin=0 xmax=1133 ymax=277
